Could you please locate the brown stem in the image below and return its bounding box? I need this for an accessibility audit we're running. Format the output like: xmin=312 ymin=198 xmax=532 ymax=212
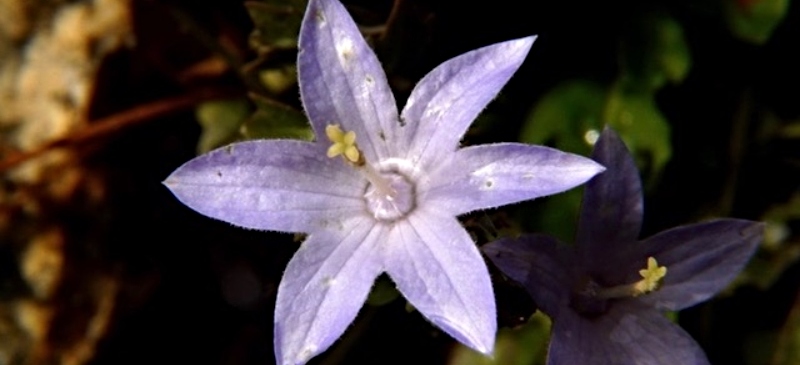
xmin=0 ymin=87 xmax=243 ymax=172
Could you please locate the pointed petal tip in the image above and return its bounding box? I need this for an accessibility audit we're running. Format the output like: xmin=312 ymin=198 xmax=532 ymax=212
xmin=498 ymin=35 xmax=537 ymax=60
xmin=591 ymin=160 xmax=607 ymax=174
xmin=712 ymin=218 xmax=765 ymax=246
xmin=579 ymin=157 xmax=607 ymax=182
xmin=734 ymin=219 xmax=766 ymax=253
xmin=596 ymin=125 xmax=621 ymax=143
xmin=461 ymin=320 xmax=497 ymax=356
xmin=477 ymin=339 xmax=495 ymax=356
xmin=742 ymin=220 xmax=766 ymax=238
xmin=161 ymin=176 xmax=177 ymax=188
xmin=441 ymin=320 xmax=495 ymax=357
xmin=517 ymin=34 xmax=538 ymax=48
xmin=474 ymin=344 xmax=494 ymax=358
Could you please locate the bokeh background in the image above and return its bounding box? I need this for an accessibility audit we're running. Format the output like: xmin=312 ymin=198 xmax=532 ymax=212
xmin=0 ymin=0 xmax=798 ymax=364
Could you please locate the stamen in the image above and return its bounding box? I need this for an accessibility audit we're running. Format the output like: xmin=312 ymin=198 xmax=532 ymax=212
xmin=325 ymin=124 xmax=396 ymax=198
xmin=595 ymin=256 xmax=667 ymax=299
xmin=635 ymin=257 xmax=668 ymax=294
xmin=326 ymin=124 xmax=361 ymax=164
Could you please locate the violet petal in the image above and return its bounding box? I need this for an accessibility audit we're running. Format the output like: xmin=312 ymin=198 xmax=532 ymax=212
xmin=164 ymin=140 xmax=365 ymax=233
xmin=637 ymin=219 xmax=764 ymax=311
xmin=482 ymin=233 xmax=573 ymax=315
xmin=298 ymin=0 xmax=400 ymax=161
xmin=384 ymin=208 xmax=496 ymax=354
xmin=576 ymin=127 xmax=644 ymax=273
xmin=274 ymin=215 xmax=383 ymax=365
xmin=548 ymin=301 xmax=710 ymax=365
xmin=399 ymin=37 xmax=535 ymax=169
xmin=422 ymin=143 xmax=605 ymax=215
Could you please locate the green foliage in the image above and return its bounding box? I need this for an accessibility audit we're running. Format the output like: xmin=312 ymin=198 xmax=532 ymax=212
xmin=519 ymin=15 xmax=689 ymax=242
xmin=195 ymin=94 xmax=312 ymax=153
xmin=242 ymin=94 xmax=313 ymax=141
xmin=520 ymin=76 xmax=672 ymax=241
xmin=246 ymin=0 xmax=307 ymax=51
xmin=520 ymin=80 xmax=605 ymax=157
xmin=521 ymin=80 xmax=672 ymax=183
xmin=774 ymin=302 xmax=800 ymax=365
xmin=259 ymin=65 xmax=298 ymax=95
xmin=725 ymin=0 xmax=790 ymax=44
xmin=196 ymin=99 xmax=251 ymax=153
xmin=620 ymin=14 xmax=692 ymax=91
xmin=365 ymin=275 xmax=400 ymax=307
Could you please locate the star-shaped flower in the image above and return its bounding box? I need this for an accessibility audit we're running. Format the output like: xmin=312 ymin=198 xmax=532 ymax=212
xmin=164 ymin=0 xmax=604 ymax=363
xmin=483 ymin=128 xmax=764 ymax=365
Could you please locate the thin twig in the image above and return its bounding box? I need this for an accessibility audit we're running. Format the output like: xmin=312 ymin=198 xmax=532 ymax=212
xmin=0 ymin=87 xmax=243 ymax=172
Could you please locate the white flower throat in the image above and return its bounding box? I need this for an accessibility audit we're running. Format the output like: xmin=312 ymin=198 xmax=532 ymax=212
xmin=326 ymin=124 xmax=416 ymax=222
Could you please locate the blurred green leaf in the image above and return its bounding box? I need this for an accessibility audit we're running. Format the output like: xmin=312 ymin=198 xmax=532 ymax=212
xmin=603 ymin=89 xmax=672 ymax=181
xmin=521 ymin=80 xmax=672 ymax=183
xmin=242 ymin=94 xmax=312 ymax=140
xmin=745 ymin=330 xmax=780 ymax=365
xmin=246 ymin=0 xmax=306 ymax=51
xmin=521 ymin=80 xmax=606 ymax=157
xmin=365 ymin=275 xmax=400 ymax=307
xmin=259 ymin=64 xmax=297 ymax=95
xmin=773 ymin=295 xmax=800 ymax=365
xmin=779 ymin=122 xmax=800 ymax=139
xmin=620 ymin=14 xmax=692 ymax=91
xmin=448 ymin=312 xmax=551 ymax=365
xmin=196 ymin=98 xmax=251 ymax=153
xmin=726 ymin=0 xmax=789 ymax=44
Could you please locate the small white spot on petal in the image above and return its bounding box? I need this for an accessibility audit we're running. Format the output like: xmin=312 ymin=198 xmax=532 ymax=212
xmin=322 ymin=276 xmax=336 ymax=287
xmin=336 ymin=37 xmax=355 ymax=63
xmin=423 ymin=104 xmax=446 ymax=121
xmin=472 ymin=164 xmax=496 ymax=177
xmin=583 ymin=129 xmax=600 ymax=146
xmin=315 ymin=10 xmax=325 ymax=24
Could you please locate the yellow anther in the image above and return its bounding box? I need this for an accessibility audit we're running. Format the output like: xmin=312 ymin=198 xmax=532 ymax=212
xmin=595 ymin=256 xmax=668 ymax=300
xmin=634 ymin=257 xmax=667 ymax=295
xmin=326 ymin=124 xmax=360 ymax=163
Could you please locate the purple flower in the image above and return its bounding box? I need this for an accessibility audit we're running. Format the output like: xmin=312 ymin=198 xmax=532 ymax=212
xmin=164 ymin=0 xmax=603 ymax=363
xmin=483 ymin=128 xmax=763 ymax=365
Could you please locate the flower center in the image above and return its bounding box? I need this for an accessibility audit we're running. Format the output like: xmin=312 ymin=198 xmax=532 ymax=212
xmin=364 ymin=171 xmax=415 ymax=222
xmin=324 ymin=124 xmax=418 ymax=223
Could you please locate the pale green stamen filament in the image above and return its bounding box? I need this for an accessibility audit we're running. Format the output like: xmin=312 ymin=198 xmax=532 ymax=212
xmin=595 ymin=256 xmax=667 ymax=299
xmin=325 ymin=124 xmax=396 ymax=199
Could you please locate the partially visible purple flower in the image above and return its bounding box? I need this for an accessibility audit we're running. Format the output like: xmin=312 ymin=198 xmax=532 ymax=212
xmin=483 ymin=128 xmax=763 ymax=365
xmin=163 ymin=0 xmax=604 ymax=364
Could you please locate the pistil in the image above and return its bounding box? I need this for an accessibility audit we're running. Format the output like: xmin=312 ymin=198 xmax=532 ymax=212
xmin=325 ymin=124 xmax=396 ymax=198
